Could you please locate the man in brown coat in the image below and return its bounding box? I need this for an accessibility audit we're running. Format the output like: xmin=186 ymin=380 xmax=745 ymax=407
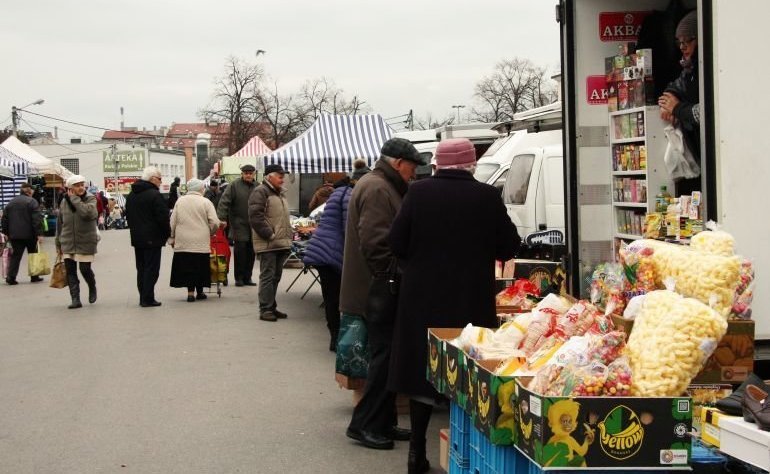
xmin=248 ymin=164 xmax=292 ymax=322
xmin=341 ymin=138 xmax=425 ymax=450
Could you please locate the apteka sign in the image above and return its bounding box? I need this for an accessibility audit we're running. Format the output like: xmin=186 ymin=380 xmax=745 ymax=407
xmin=599 ymin=11 xmax=651 ymax=42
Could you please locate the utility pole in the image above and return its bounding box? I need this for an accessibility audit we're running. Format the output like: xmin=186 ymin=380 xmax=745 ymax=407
xmin=451 ymin=105 xmax=465 ymax=124
xmin=407 ymin=109 xmax=414 ymax=131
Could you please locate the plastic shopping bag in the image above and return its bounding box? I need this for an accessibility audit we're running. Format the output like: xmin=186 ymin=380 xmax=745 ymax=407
xmin=663 ymin=125 xmax=700 ymax=180
xmin=1 ymin=245 xmax=10 ymax=279
xmin=28 ymin=244 xmax=51 ymax=276
xmin=335 ymin=313 xmax=369 ymax=379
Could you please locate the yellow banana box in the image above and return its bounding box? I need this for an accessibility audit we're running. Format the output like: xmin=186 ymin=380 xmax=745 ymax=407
xmin=515 ymin=379 xmax=692 ymax=469
xmin=471 ymin=358 xmax=521 ymax=446
xmin=427 ymin=328 xmax=464 ymax=398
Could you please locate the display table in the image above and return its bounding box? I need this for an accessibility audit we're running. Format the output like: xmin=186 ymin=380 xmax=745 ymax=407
xmin=717 ymin=417 xmax=770 ymax=472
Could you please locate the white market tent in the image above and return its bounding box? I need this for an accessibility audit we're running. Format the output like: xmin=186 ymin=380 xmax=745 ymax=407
xmin=0 ymin=146 xmax=30 ymax=207
xmin=0 ymin=135 xmax=73 ymax=179
xmin=264 ymin=114 xmax=393 ymax=173
xmin=221 ymin=135 xmax=273 ymax=176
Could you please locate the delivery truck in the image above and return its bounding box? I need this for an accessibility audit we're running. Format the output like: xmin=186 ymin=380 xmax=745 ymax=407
xmin=556 ymin=0 xmax=770 ymax=346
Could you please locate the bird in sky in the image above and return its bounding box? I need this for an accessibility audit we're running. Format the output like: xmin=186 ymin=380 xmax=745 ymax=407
xmin=256 ymin=50 xmax=266 ymax=56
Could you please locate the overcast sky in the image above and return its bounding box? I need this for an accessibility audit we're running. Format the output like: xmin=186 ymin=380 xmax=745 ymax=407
xmin=1 ymin=0 xmax=560 ymax=142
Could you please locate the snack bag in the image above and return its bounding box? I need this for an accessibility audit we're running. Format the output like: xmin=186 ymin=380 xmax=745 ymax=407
xmin=553 ymin=301 xmax=599 ymax=339
xmin=527 ymin=337 xmax=587 ymax=393
xmin=565 ymin=361 xmax=609 ymax=397
xmin=496 ymin=278 xmax=540 ymax=308
xmin=585 ymin=330 xmax=626 ymax=365
xmin=691 ymin=220 xmax=735 ymax=257
xmin=732 ymin=259 xmax=755 ymax=319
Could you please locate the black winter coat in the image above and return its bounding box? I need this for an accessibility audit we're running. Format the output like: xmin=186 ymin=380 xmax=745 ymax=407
xmin=126 ymin=179 xmax=171 ymax=248
xmin=387 ymin=169 xmax=521 ymax=398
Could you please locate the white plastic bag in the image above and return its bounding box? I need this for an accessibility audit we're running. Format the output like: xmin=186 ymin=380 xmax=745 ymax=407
xmin=663 ymin=125 xmax=700 ymax=180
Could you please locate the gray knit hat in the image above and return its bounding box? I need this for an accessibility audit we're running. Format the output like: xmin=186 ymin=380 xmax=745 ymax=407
xmin=676 ymin=11 xmax=698 ymax=40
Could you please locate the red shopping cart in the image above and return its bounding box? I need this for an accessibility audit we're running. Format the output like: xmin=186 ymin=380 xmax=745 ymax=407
xmin=209 ymin=227 xmax=231 ymax=297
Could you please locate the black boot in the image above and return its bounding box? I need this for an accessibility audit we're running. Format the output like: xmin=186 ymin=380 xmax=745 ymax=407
xmin=329 ymin=331 xmax=339 ymax=352
xmin=407 ymin=399 xmax=433 ymax=474
xmin=81 ymin=263 xmax=97 ymax=304
xmin=68 ymin=282 xmax=82 ymax=309
xmin=65 ymin=259 xmax=82 ymax=309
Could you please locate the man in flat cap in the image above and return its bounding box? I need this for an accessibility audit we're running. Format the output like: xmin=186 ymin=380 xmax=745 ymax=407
xmin=248 ymin=164 xmax=292 ymax=321
xmin=217 ymin=164 xmax=258 ymax=286
xmin=342 ymin=137 xmax=424 ymax=450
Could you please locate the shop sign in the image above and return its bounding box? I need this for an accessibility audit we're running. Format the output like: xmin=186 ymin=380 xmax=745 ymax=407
xmin=104 ymin=176 xmax=139 ymax=194
xmin=599 ymin=11 xmax=651 ymax=42
xmin=587 ymin=75 xmax=609 ymax=105
xmin=103 ymin=149 xmax=145 ymax=172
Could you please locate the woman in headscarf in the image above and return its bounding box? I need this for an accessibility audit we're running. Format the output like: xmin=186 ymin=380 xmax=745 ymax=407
xmin=168 ymin=178 xmax=221 ymax=302
xmin=55 ymin=175 xmax=99 ymax=309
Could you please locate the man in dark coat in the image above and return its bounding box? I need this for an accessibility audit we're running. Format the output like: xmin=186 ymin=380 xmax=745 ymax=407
xmin=126 ymin=166 xmax=171 ymax=307
xmin=1 ymin=183 xmax=44 ymax=285
xmin=341 ymin=138 xmax=424 ymax=451
xmin=168 ymin=177 xmax=180 ymax=209
xmin=204 ymin=180 xmax=222 ymax=208
xmin=387 ymin=138 xmax=520 ymax=472
xmin=217 ymin=165 xmax=257 ymax=286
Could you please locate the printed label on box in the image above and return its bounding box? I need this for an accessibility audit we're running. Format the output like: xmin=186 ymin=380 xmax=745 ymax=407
xmin=722 ymin=366 xmax=750 ymax=381
xmin=660 ymin=449 xmax=689 ymax=465
xmin=530 ymin=395 xmax=542 ymax=417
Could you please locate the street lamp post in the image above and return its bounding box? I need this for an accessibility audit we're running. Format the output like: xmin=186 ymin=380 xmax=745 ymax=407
xmin=11 ymin=99 xmax=45 ymax=138
xmin=451 ymin=104 xmax=465 ymax=124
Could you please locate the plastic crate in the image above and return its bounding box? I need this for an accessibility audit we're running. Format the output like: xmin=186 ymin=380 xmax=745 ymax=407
xmin=449 ymin=451 xmax=471 ymax=474
xmin=450 ymin=402 xmax=472 ymax=462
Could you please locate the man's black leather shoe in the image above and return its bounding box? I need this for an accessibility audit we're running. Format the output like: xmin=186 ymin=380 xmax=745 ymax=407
xmin=717 ymin=373 xmax=770 ymax=416
xmin=346 ymin=427 xmax=394 ymax=450
xmin=140 ymin=300 xmax=162 ymax=307
xmin=30 ymin=276 xmax=43 ymax=283
xmin=234 ymin=281 xmax=245 ymax=287
xmin=244 ymin=280 xmax=257 ymax=286
xmin=389 ymin=426 xmax=412 ymax=441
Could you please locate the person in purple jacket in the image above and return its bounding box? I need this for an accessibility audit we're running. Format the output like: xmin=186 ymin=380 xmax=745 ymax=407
xmin=303 ymin=159 xmax=370 ymax=351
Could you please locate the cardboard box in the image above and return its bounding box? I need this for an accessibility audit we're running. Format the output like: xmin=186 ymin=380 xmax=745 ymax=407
xmin=693 ymin=320 xmax=755 ymax=384
xmin=515 ymin=379 xmax=692 ymax=469
xmin=604 ymin=318 xmax=755 ymax=384
xmin=718 ymin=417 xmax=770 ymax=471
xmin=439 ymin=428 xmax=449 ymax=471
xmin=334 ymin=373 xmax=365 ymax=391
xmin=687 ymin=384 xmax=732 ymax=437
xmin=470 ymin=359 xmax=520 ymax=446
xmin=512 ymin=259 xmax=567 ymax=295
xmin=427 ymin=328 xmax=457 ymax=396
xmin=700 ymin=406 xmax=737 ymax=448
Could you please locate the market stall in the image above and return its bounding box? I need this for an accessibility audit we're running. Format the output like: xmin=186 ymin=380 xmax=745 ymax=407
xmin=428 ymin=223 xmax=759 ymax=472
xmin=263 ymin=114 xmax=392 ymax=173
xmin=0 ymin=136 xmax=72 ymax=181
xmin=0 ymin=146 xmax=30 ymax=207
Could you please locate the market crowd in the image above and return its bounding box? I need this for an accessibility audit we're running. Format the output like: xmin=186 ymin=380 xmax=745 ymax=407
xmin=1 ymin=136 xmax=521 ymax=474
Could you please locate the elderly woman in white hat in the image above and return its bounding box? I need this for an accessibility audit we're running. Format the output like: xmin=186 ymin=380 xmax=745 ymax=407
xmin=55 ymin=174 xmax=99 ymax=309
xmin=168 ymin=178 xmax=221 ymax=302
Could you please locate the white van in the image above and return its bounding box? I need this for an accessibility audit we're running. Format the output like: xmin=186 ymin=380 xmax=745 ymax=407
xmin=473 ymin=130 xmax=528 ymax=191
xmin=500 ymin=131 xmax=564 ymax=237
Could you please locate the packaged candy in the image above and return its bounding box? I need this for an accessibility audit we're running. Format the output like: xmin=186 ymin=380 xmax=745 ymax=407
xmin=585 ymin=330 xmax=626 ymax=365
xmin=603 ymin=357 xmax=633 ymax=396
xmin=619 ymin=241 xmax=656 ymax=300
xmin=496 ymin=278 xmax=541 ymax=308
xmin=553 ymin=301 xmax=599 ymax=339
xmin=566 ymin=361 xmax=609 ymax=397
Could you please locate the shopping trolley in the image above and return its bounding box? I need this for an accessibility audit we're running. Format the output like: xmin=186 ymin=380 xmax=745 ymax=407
xmin=208 ymin=227 xmax=231 ymax=297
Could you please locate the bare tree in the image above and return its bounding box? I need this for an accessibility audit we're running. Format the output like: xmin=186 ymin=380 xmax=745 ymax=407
xmin=199 ymin=56 xmax=265 ymax=153
xmin=298 ymin=77 xmax=370 ymax=129
xmin=254 ymin=81 xmax=307 ymax=147
xmin=413 ymin=112 xmax=453 ymax=130
xmin=472 ymin=58 xmax=557 ymax=122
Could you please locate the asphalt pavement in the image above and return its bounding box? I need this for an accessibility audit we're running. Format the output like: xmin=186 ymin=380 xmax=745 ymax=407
xmin=0 ymin=229 xmax=447 ymax=473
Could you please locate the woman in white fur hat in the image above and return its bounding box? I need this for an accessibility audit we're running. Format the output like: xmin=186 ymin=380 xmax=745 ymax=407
xmin=168 ymin=178 xmax=221 ymax=302
xmin=55 ymin=174 xmax=99 ymax=309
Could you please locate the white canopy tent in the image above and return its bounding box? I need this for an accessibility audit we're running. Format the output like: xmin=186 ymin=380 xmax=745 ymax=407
xmin=264 ymin=114 xmax=393 ymax=173
xmin=0 ymin=146 xmax=30 ymax=206
xmin=0 ymin=136 xmax=73 ymax=179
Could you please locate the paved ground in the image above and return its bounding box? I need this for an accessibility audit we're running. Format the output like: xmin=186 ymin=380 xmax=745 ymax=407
xmin=0 ymin=230 xmax=447 ymax=473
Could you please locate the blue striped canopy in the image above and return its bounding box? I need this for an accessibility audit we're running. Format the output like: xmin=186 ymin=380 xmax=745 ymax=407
xmin=0 ymin=146 xmax=30 ymax=207
xmin=264 ymin=114 xmax=393 ymax=173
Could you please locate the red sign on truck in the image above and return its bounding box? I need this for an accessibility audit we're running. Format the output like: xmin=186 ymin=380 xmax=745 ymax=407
xmin=586 ymin=75 xmax=608 ymax=105
xmin=599 ymin=11 xmax=651 ymax=42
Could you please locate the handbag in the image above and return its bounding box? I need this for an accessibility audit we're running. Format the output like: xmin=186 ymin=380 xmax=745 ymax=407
xmin=335 ymin=313 xmax=370 ymax=379
xmin=0 ymin=241 xmax=10 ymax=279
xmin=28 ymin=243 xmax=51 ymax=276
xmin=365 ymin=258 xmax=400 ymax=324
xmin=49 ymin=255 xmax=68 ymax=289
